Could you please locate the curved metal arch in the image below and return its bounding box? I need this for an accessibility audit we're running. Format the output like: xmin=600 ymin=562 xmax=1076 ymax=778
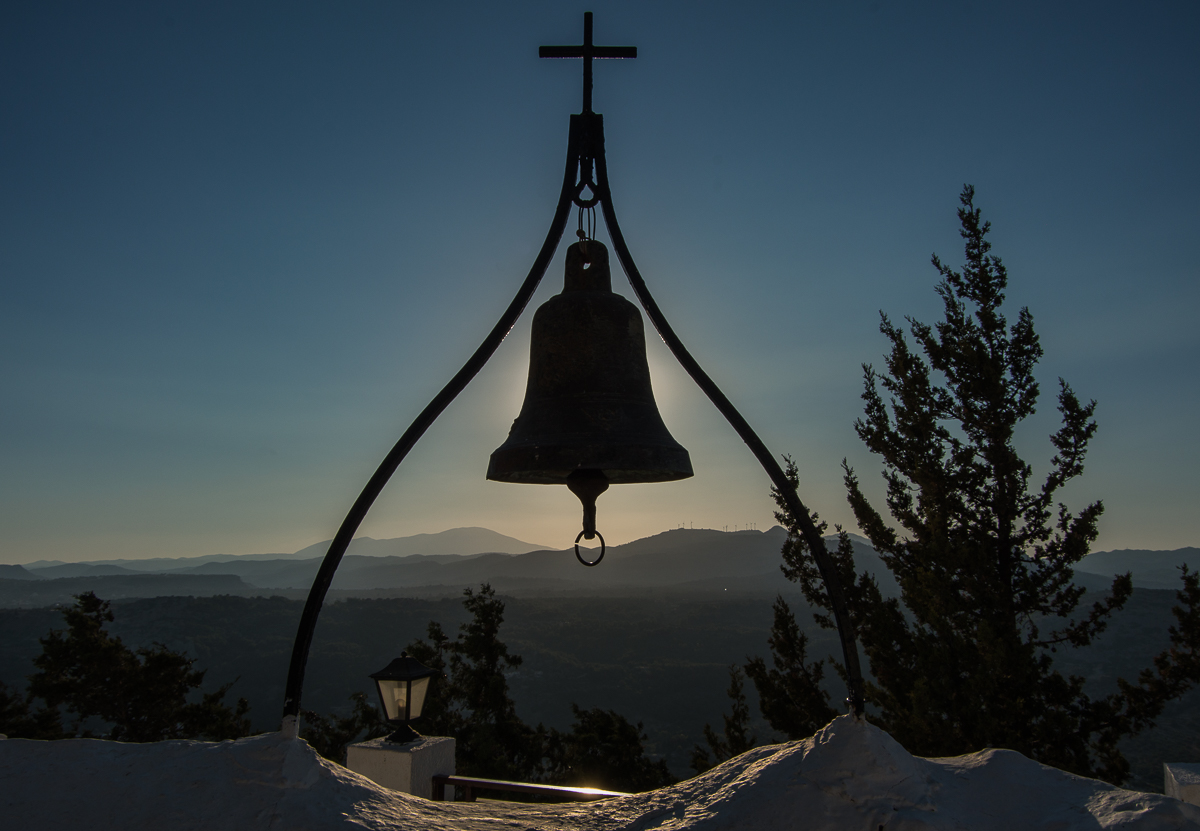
xmin=281 ymin=109 xmax=866 ymax=731
xmin=588 ymin=114 xmax=866 ymax=715
xmin=279 ymin=117 xmax=586 ymax=730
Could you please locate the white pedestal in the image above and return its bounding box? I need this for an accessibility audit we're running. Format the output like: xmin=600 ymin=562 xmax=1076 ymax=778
xmin=1165 ymin=763 xmax=1200 ymax=805
xmin=345 ymin=735 xmax=455 ymax=799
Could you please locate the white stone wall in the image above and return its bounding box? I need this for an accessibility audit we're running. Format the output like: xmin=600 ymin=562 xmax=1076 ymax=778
xmin=345 ymin=735 xmax=455 ymax=800
xmin=1165 ymin=763 xmax=1200 ymax=806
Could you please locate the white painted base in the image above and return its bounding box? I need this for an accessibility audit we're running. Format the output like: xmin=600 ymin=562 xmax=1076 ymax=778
xmin=279 ymin=715 xmax=299 ymax=740
xmin=345 ymin=735 xmax=455 ymax=799
xmin=1165 ymin=763 xmax=1200 ymax=806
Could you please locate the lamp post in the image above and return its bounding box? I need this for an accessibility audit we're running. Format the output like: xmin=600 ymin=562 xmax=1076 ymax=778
xmin=347 ymin=653 xmax=453 ymax=796
xmin=370 ymin=652 xmax=438 ymax=743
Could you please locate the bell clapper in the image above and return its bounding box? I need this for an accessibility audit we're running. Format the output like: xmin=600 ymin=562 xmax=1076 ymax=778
xmin=567 ymin=469 xmax=608 ymax=538
xmin=567 ymin=469 xmax=608 ymax=566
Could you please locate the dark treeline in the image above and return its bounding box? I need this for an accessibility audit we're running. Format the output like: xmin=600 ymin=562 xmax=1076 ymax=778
xmin=0 ymin=588 xmax=823 ymax=775
xmin=0 ymin=586 xmax=1194 ymax=788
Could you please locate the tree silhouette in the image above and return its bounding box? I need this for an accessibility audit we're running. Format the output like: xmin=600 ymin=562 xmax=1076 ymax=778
xmin=1 ymin=592 xmax=250 ymax=742
xmin=690 ymin=665 xmax=759 ymax=774
xmin=766 ymin=186 xmax=1200 ymax=783
xmin=743 ymin=596 xmax=837 ymax=743
xmin=545 ymin=704 xmax=674 ymax=791
xmin=300 ymin=691 xmax=389 ymax=763
xmin=406 ymin=583 xmax=543 ymax=781
xmin=407 ymin=583 xmax=672 ymax=790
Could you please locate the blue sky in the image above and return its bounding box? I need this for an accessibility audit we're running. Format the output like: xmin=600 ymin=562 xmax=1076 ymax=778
xmin=2 ymin=1 xmax=1197 ymax=563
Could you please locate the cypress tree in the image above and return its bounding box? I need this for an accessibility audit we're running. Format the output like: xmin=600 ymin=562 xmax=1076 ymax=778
xmin=767 ymin=186 xmax=1199 ymax=784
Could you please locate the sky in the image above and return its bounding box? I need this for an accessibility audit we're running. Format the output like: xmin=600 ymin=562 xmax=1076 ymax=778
xmin=2 ymin=1 xmax=1197 ymax=564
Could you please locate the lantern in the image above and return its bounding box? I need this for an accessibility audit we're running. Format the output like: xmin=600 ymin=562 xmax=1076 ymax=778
xmin=370 ymin=652 xmax=438 ymax=743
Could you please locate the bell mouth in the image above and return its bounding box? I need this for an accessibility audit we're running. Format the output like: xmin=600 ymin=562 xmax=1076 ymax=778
xmin=486 ymin=443 xmax=693 ymax=485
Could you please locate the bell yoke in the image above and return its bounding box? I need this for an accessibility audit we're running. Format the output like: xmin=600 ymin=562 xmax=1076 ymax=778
xmin=279 ymin=13 xmax=867 ymax=734
xmin=487 ymin=240 xmax=693 ymax=561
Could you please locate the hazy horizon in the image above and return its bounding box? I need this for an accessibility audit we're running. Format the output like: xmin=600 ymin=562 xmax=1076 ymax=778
xmin=8 ymin=523 xmax=1192 ymax=568
xmin=13 ymin=523 xmax=775 ymax=566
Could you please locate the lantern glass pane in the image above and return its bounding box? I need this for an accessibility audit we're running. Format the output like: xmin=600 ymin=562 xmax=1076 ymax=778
xmin=376 ymin=678 xmax=407 ymax=721
xmin=409 ymin=676 xmax=431 ymax=719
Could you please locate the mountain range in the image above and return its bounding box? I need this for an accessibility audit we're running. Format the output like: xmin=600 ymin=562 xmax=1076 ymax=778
xmin=0 ymin=528 xmax=868 ymax=607
xmin=0 ymin=527 xmax=1194 ymax=609
xmin=19 ymin=527 xmax=546 ymax=575
xmin=1076 ymin=547 xmax=1200 ymax=589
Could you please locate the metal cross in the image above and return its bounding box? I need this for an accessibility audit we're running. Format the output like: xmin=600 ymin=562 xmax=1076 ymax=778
xmin=540 ymin=12 xmax=636 ymax=113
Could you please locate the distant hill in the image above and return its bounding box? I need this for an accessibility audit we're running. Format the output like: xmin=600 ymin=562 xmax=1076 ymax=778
xmin=1076 ymin=547 xmax=1200 ymax=589
xmin=183 ymin=527 xmax=824 ymax=592
xmin=288 ymin=527 xmax=548 ymax=560
xmin=7 ymin=529 xmax=1190 ymax=607
xmin=24 ymin=563 xmax=141 ymax=579
xmin=22 ymin=553 xmax=293 ymax=571
xmin=0 ymin=564 xmax=40 ymax=581
xmin=0 ymin=574 xmax=254 ymax=609
xmin=21 ymin=527 xmax=548 ymax=576
xmin=6 ymin=528 xmax=892 ymax=601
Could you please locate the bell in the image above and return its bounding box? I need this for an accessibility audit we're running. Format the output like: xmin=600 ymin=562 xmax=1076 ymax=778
xmin=487 ymin=240 xmax=692 ymax=551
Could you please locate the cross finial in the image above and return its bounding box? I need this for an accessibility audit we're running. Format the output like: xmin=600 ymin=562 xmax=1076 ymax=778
xmin=540 ymin=12 xmax=637 ymax=113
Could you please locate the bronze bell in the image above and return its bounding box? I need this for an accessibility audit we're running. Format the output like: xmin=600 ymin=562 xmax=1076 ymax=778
xmin=487 ymin=240 xmax=692 ymax=559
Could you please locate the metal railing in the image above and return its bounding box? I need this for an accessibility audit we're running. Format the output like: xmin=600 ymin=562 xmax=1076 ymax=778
xmin=431 ymin=774 xmax=628 ymax=803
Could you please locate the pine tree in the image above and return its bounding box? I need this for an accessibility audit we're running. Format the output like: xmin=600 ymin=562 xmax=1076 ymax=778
xmin=690 ymin=665 xmax=759 ymax=773
xmin=0 ymin=680 xmax=62 ymax=739
xmin=15 ymin=592 xmax=250 ymax=742
xmin=768 ymin=186 xmax=1199 ymax=784
xmin=406 ymin=583 xmax=542 ymax=780
xmin=694 ymin=595 xmax=837 ymax=770
xmin=407 ymin=583 xmax=673 ymax=789
xmin=743 ymin=596 xmax=837 ymax=742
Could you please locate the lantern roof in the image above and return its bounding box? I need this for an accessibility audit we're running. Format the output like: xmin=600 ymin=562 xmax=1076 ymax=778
xmin=369 ymin=652 xmax=437 ymax=683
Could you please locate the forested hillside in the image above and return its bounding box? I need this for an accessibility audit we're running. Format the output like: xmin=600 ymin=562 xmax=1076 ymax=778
xmin=0 ymin=586 xmax=1192 ymax=790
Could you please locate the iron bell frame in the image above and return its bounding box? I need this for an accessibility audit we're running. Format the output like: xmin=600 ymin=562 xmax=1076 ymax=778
xmin=280 ymin=13 xmax=865 ymax=735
